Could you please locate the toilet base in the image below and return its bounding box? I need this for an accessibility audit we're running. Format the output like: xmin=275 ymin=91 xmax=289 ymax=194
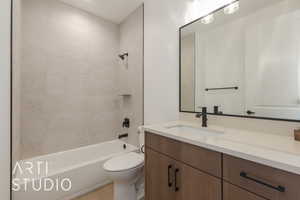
xmin=114 ymin=181 xmax=137 ymax=200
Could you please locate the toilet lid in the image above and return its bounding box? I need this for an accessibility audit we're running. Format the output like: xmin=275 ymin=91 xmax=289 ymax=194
xmin=103 ymin=152 xmax=144 ymax=172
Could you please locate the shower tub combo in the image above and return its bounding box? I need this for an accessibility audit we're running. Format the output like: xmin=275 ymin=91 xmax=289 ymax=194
xmin=13 ymin=140 xmax=138 ymax=200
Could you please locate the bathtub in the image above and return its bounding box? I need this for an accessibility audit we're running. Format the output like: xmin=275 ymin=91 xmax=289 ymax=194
xmin=13 ymin=140 xmax=138 ymax=200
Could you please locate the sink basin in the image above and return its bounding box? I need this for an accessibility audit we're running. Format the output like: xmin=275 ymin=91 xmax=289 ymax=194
xmin=165 ymin=125 xmax=223 ymax=140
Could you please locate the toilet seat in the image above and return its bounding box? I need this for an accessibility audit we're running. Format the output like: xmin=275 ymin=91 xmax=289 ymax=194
xmin=103 ymin=152 xmax=144 ymax=172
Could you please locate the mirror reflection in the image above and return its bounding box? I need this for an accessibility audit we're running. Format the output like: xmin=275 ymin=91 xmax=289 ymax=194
xmin=180 ymin=0 xmax=300 ymax=121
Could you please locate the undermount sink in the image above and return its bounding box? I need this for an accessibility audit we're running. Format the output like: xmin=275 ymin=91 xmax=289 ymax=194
xmin=165 ymin=125 xmax=224 ymax=139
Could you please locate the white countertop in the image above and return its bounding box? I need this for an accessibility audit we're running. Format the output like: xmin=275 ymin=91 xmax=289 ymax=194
xmin=143 ymin=121 xmax=300 ymax=175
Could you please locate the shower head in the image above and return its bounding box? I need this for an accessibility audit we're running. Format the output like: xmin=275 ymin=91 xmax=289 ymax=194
xmin=118 ymin=53 xmax=128 ymax=60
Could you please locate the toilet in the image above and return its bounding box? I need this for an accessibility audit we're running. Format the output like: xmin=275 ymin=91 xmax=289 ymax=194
xmin=103 ymin=129 xmax=144 ymax=200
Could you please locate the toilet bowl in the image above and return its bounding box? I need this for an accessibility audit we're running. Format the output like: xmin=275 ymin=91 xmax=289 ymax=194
xmin=103 ymin=152 xmax=144 ymax=200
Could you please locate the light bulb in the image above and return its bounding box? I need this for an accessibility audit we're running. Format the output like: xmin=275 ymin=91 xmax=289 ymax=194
xmin=224 ymin=1 xmax=239 ymax=15
xmin=201 ymin=14 xmax=214 ymax=24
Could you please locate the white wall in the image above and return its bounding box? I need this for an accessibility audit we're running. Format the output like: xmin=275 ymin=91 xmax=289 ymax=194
xmin=0 ymin=0 xmax=11 ymax=198
xmin=143 ymin=0 xmax=238 ymax=124
xmin=144 ymin=0 xmax=300 ymax=134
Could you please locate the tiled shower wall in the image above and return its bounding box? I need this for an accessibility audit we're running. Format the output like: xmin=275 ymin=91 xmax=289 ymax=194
xmin=15 ymin=0 xmax=121 ymax=159
xmin=119 ymin=6 xmax=144 ymax=147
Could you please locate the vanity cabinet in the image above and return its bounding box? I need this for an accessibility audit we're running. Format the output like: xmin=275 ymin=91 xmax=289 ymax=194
xmin=145 ymin=132 xmax=222 ymax=200
xmin=145 ymin=131 xmax=300 ymax=200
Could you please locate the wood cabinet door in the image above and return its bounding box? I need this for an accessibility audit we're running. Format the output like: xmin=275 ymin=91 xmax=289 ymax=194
xmin=174 ymin=161 xmax=222 ymax=200
xmin=223 ymin=182 xmax=266 ymax=200
xmin=145 ymin=148 xmax=176 ymax=200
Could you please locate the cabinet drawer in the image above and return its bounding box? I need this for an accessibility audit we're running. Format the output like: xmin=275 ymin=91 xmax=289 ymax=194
xmin=223 ymin=182 xmax=265 ymax=200
xmin=145 ymin=132 xmax=221 ymax=177
xmin=223 ymin=155 xmax=300 ymax=200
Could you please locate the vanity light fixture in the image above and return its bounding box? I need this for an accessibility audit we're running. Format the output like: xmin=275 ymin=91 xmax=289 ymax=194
xmin=201 ymin=14 xmax=214 ymax=24
xmin=224 ymin=1 xmax=240 ymax=15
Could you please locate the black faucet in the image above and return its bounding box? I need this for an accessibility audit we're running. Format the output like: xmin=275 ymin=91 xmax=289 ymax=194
xmin=196 ymin=107 xmax=208 ymax=127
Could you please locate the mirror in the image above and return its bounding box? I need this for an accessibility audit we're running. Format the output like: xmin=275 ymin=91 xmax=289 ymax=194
xmin=180 ymin=0 xmax=300 ymax=121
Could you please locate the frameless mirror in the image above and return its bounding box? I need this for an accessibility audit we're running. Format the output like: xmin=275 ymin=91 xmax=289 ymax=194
xmin=180 ymin=0 xmax=300 ymax=121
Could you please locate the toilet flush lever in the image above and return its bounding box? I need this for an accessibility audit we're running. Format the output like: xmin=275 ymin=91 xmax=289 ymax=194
xmin=140 ymin=145 xmax=145 ymax=154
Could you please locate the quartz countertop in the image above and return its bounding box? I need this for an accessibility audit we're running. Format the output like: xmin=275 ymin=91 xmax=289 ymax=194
xmin=143 ymin=121 xmax=300 ymax=175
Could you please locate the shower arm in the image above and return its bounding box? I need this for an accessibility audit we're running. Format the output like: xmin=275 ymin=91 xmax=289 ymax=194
xmin=118 ymin=53 xmax=129 ymax=60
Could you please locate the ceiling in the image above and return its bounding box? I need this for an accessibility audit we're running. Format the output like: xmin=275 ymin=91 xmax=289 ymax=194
xmin=60 ymin=0 xmax=143 ymax=24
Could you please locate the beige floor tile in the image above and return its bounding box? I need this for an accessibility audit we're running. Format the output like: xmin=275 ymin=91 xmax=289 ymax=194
xmin=73 ymin=184 xmax=113 ymax=200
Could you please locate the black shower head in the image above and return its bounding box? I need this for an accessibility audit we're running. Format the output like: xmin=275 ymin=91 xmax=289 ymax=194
xmin=118 ymin=53 xmax=128 ymax=60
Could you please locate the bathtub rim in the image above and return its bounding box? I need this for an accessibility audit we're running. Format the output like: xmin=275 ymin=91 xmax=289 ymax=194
xmin=14 ymin=140 xmax=138 ymax=183
xmin=19 ymin=139 xmax=134 ymax=162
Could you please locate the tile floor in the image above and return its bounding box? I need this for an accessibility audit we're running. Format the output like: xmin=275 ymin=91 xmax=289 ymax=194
xmin=73 ymin=184 xmax=113 ymax=200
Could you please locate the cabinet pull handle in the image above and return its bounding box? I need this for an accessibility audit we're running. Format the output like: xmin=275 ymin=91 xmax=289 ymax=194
xmin=168 ymin=165 xmax=173 ymax=187
xmin=175 ymin=168 xmax=180 ymax=192
xmin=240 ymin=172 xmax=285 ymax=193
